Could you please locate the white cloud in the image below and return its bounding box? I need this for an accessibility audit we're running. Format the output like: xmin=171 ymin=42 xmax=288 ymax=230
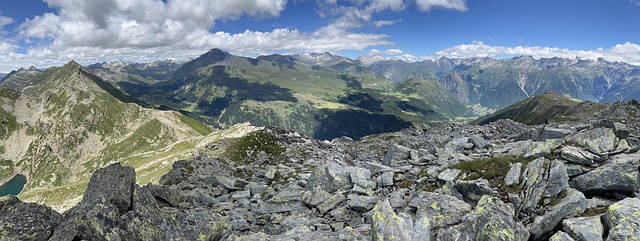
xmin=0 ymin=15 xmax=13 ymax=35
xmin=435 ymin=41 xmax=640 ymax=66
xmin=385 ymin=48 xmax=404 ymax=55
xmin=416 ymin=0 xmax=468 ymax=12
xmin=631 ymin=0 xmax=640 ymax=6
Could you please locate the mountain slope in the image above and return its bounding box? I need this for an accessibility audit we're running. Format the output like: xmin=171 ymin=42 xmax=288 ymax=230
xmin=136 ymin=49 xmax=467 ymax=140
xmin=0 ymin=61 xmax=220 ymax=210
xmin=471 ymin=92 xmax=606 ymax=125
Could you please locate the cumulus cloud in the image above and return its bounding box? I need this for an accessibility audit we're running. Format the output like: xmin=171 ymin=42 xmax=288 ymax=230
xmin=435 ymin=41 xmax=640 ymax=65
xmin=0 ymin=15 xmax=13 ymax=35
xmin=416 ymin=0 xmax=468 ymax=12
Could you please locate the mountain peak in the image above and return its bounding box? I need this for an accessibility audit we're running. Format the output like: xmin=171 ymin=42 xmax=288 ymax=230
xmin=62 ymin=60 xmax=83 ymax=70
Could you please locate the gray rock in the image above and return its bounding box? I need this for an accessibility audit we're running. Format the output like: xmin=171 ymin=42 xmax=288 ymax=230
xmin=0 ymin=197 xmax=61 ymax=241
xmin=454 ymin=179 xmax=497 ymax=205
xmin=603 ymin=197 xmax=640 ymax=241
xmin=538 ymin=127 xmax=573 ymax=140
xmin=566 ymin=128 xmax=618 ymax=155
xmin=437 ymin=169 xmax=461 ymax=182
xmin=469 ymin=135 xmax=489 ymax=149
xmin=255 ymin=201 xmax=310 ymax=215
xmin=307 ymin=163 xmax=352 ymax=192
xmin=570 ymin=153 xmax=639 ymax=194
xmin=408 ymin=191 xmax=472 ymax=230
xmin=411 ymin=216 xmax=432 ymax=241
xmin=383 ymin=144 xmax=413 ymax=167
xmin=504 ymin=162 xmax=522 ymax=186
xmin=528 ymin=188 xmax=588 ymax=241
xmin=549 ymin=231 xmax=576 ymax=241
xmin=519 ymin=158 xmax=568 ymax=216
xmin=565 ymin=164 xmax=585 ymax=177
xmin=370 ymin=199 xmax=412 ymax=241
xmin=436 ymin=195 xmax=529 ymax=241
xmin=350 ymin=167 xmax=376 ymax=189
xmin=302 ymin=187 xmax=331 ymax=207
xmin=560 ymin=146 xmax=599 ymax=166
xmin=378 ymin=171 xmax=394 ymax=187
xmin=317 ymin=193 xmax=346 ymax=214
xmin=348 ymin=195 xmax=379 ymax=212
xmin=562 ymin=216 xmax=604 ymax=241
xmin=524 ymin=139 xmax=564 ymax=158
xmin=81 ymin=162 xmax=135 ymax=214
xmin=388 ymin=189 xmax=408 ymax=209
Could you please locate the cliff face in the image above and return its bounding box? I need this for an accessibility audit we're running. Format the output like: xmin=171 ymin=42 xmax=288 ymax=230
xmin=2 ymin=100 xmax=640 ymax=241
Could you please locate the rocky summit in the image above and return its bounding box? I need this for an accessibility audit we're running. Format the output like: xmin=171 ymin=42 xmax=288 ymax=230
xmin=2 ymin=100 xmax=640 ymax=240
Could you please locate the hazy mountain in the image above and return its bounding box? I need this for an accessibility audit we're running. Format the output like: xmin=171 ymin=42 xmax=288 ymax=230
xmin=0 ymin=61 xmax=219 ymax=210
xmin=366 ymin=56 xmax=640 ymax=109
xmin=87 ymin=60 xmax=183 ymax=97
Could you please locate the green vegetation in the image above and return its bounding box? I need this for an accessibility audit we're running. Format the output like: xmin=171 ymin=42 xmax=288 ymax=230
xmin=176 ymin=113 xmax=213 ymax=135
xmin=451 ymin=155 xmax=533 ymax=191
xmin=223 ymin=130 xmax=285 ymax=164
xmin=0 ymin=160 xmax=14 ymax=181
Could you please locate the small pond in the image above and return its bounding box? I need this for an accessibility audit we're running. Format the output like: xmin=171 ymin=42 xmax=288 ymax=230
xmin=0 ymin=174 xmax=27 ymax=197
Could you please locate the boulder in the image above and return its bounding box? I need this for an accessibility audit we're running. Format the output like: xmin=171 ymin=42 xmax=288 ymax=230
xmin=549 ymin=231 xmax=576 ymax=241
xmin=307 ymin=163 xmax=352 ymax=192
xmin=349 ymin=167 xmax=376 ymax=189
xmin=519 ymin=158 xmax=568 ymax=217
xmin=566 ymin=128 xmax=618 ymax=155
xmin=454 ymin=179 xmax=497 ymax=205
xmin=370 ymin=199 xmax=412 ymax=241
xmin=528 ymin=188 xmax=588 ymax=241
xmin=570 ymin=153 xmax=639 ymax=194
xmin=0 ymin=197 xmax=61 ymax=241
xmin=562 ymin=216 xmax=604 ymax=241
xmin=524 ymin=139 xmax=564 ymax=158
xmin=383 ymin=144 xmax=413 ymax=167
xmin=469 ymin=135 xmax=489 ymax=149
xmin=504 ymin=162 xmax=522 ymax=186
xmin=560 ymin=146 xmax=600 ymax=166
xmin=347 ymin=195 xmax=379 ymax=212
xmin=408 ymin=191 xmax=472 ymax=230
xmin=437 ymin=169 xmax=461 ymax=182
xmin=603 ymin=197 xmax=640 ymax=241
xmin=81 ymin=162 xmax=136 ymax=214
xmin=436 ymin=195 xmax=529 ymax=241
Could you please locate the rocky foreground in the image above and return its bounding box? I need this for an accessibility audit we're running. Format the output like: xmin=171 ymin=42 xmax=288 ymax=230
xmin=2 ymin=101 xmax=640 ymax=240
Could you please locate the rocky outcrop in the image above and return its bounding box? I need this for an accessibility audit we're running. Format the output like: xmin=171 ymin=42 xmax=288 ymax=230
xmin=3 ymin=99 xmax=640 ymax=240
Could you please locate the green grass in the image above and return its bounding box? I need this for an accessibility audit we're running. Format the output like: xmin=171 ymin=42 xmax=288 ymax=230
xmin=176 ymin=113 xmax=213 ymax=135
xmin=451 ymin=156 xmax=533 ymax=191
xmin=222 ymin=130 xmax=285 ymax=164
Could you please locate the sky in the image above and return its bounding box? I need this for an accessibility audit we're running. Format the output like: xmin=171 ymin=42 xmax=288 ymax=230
xmin=0 ymin=0 xmax=639 ymax=72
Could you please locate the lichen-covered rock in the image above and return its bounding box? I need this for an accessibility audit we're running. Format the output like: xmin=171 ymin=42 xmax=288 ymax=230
xmin=436 ymin=195 xmax=529 ymax=241
xmin=227 ymin=225 xmax=363 ymax=241
xmin=604 ymin=197 xmax=640 ymax=241
xmin=408 ymin=191 xmax=472 ymax=230
xmin=383 ymin=144 xmax=413 ymax=167
xmin=549 ymin=231 xmax=576 ymax=241
xmin=524 ymin=139 xmax=564 ymax=158
xmin=370 ymin=199 xmax=412 ymax=241
xmin=566 ymin=128 xmax=618 ymax=155
xmin=528 ymin=188 xmax=588 ymax=241
xmin=570 ymin=153 xmax=639 ymax=194
xmin=350 ymin=167 xmax=376 ymax=189
xmin=559 ymin=146 xmax=600 ymax=166
xmin=347 ymin=194 xmax=378 ymax=212
xmin=0 ymin=197 xmax=61 ymax=241
xmin=49 ymin=202 xmax=123 ymax=241
xmin=519 ymin=158 xmax=568 ymax=217
xmin=504 ymin=162 xmax=522 ymax=186
xmin=437 ymin=169 xmax=461 ymax=182
xmin=308 ymin=163 xmax=352 ymax=192
xmin=454 ymin=179 xmax=497 ymax=205
xmin=562 ymin=216 xmax=604 ymax=241
xmin=81 ymin=162 xmax=135 ymax=214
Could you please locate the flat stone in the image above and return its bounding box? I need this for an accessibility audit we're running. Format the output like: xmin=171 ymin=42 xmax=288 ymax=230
xmin=437 ymin=169 xmax=461 ymax=182
xmin=566 ymin=128 xmax=618 ymax=155
xmin=504 ymin=162 xmax=522 ymax=186
xmin=408 ymin=191 xmax=472 ymax=230
xmin=347 ymin=195 xmax=379 ymax=212
xmin=560 ymin=146 xmax=599 ymax=166
xmin=562 ymin=216 xmax=604 ymax=241
xmin=317 ymin=193 xmax=346 ymax=214
xmin=378 ymin=171 xmax=394 ymax=187
xmin=454 ymin=179 xmax=497 ymax=205
xmin=570 ymin=153 xmax=639 ymax=194
xmin=528 ymin=189 xmax=588 ymax=241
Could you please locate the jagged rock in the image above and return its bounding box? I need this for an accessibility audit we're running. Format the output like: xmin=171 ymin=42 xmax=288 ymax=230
xmin=412 ymin=216 xmax=432 ymax=241
xmin=519 ymin=158 xmax=568 ymax=217
xmin=388 ymin=189 xmax=408 ymax=209
xmin=256 ymin=201 xmax=310 ymax=215
xmin=81 ymin=162 xmax=135 ymax=214
xmin=570 ymin=153 xmax=639 ymax=194
xmin=378 ymin=171 xmax=394 ymax=187
xmin=538 ymin=127 xmax=573 ymax=140
xmin=504 ymin=162 xmax=522 ymax=186
xmin=228 ymin=225 xmax=363 ymax=241
xmin=566 ymin=128 xmax=618 ymax=155
xmin=454 ymin=179 xmax=497 ymax=205
xmin=317 ymin=193 xmax=346 ymax=214
xmin=562 ymin=216 xmax=604 ymax=241
xmin=307 ymin=163 xmax=352 ymax=192
xmin=383 ymin=144 xmax=413 ymax=167
xmin=50 ymin=202 xmax=123 ymax=240
xmin=560 ymin=146 xmax=600 ymax=166
xmin=408 ymin=191 xmax=472 ymax=230
xmin=564 ymin=164 xmax=585 ymax=177
xmin=436 ymin=195 xmax=529 ymax=241
xmin=437 ymin=169 xmax=460 ymax=182
xmin=0 ymin=197 xmax=61 ymax=241
xmin=603 ymin=197 xmax=640 ymax=241
xmin=528 ymin=188 xmax=588 ymax=241
xmin=350 ymin=167 xmax=376 ymax=189
xmin=469 ymin=135 xmax=489 ymax=149
xmin=549 ymin=231 xmax=576 ymax=241
xmin=370 ymin=199 xmax=412 ymax=241
xmin=348 ymin=194 xmax=379 ymax=212
xmin=524 ymin=139 xmax=564 ymax=158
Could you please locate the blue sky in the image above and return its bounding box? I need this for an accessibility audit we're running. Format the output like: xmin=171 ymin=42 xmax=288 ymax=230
xmin=0 ymin=0 xmax=639 ymax=72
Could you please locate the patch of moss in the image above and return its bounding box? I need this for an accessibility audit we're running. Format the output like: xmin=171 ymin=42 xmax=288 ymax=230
xmin=451 ymin=156 xmax=533 ymax=190
xmin=223 ymin=130 xmax=285 ymax=164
